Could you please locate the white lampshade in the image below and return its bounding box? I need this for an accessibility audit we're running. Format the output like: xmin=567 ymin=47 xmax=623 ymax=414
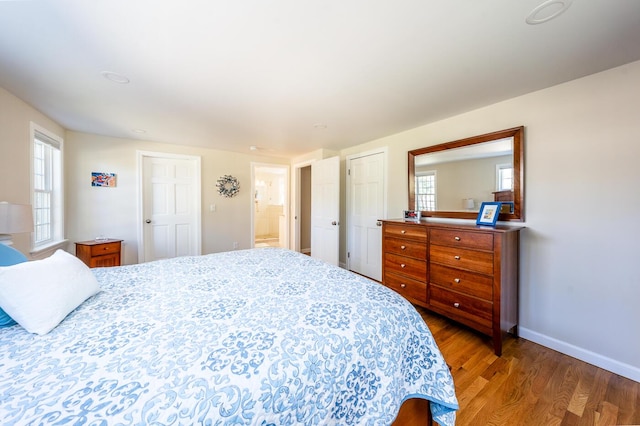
xmin=463 ymin=198 xmax=475 ymax=209
xmin=0 ymin=202 xmax=34 ymax=245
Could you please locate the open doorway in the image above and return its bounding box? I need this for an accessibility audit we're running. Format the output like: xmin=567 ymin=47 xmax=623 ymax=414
xmin=299 ymin=165 xmax=311 ymax=255
xmin=251 ymin=163 xmax=289 ymax=248
xmin=293 ymin=162 xmax=313 ymax=255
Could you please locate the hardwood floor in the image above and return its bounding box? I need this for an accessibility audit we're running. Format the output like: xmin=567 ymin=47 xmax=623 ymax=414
xmin=415 ymin=306 xmax=640 ymax=426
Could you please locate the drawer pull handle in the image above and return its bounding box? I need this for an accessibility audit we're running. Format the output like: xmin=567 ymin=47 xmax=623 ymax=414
xmin=401 ymin=230 xmax=406 ymax=234
xmin=400 ymin=245 xmax=406 ymax=250
xmin=400 ymin=264 xmax=406 ymax=268
xmin=453 ymin=302 xmax=460 ymax=308
xmin=454 ymin=278 xmax=460 ymax=283
xmin=454 ymin=256 xmax=460 ymax=260
xmin=400 ymin=283 xmax=407 ymax=288
xmin=454 ymin=236 xmax=461 ymax=241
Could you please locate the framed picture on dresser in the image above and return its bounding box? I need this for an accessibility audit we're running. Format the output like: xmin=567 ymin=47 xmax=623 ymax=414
xmin=403 ymin=210 xmax=421 ymax=222
xmin=476 ymin=202 xmax=502 ymax=226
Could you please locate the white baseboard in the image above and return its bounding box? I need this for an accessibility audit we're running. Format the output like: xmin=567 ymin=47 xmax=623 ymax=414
xmin=519 ymin=327 xmax=640 ymax=383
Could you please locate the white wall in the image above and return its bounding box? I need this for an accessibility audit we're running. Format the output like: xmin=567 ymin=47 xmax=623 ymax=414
xmin=64 ymin=131 xmax=289 ymax=264
xmin=0 ymin=87 xmax=65 ymax=255
xmin=339 ymin=60 xmax=640 ymax=381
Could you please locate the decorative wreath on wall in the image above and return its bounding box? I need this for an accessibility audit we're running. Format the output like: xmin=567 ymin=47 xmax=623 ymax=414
xmin=216 ymin=175 xmax=240 ymax=198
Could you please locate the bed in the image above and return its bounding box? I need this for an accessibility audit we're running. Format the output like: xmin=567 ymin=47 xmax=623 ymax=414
xmin=0 ymin=247 xmax=458 ymax=425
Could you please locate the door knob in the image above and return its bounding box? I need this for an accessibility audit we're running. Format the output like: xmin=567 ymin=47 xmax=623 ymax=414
xmin=145 ymin=219 xmax=151 ymax=224
xmin=331 ymin=221 xmax=338 ymax=226
xmin=376 ymin=221 xmax=382 ymax=226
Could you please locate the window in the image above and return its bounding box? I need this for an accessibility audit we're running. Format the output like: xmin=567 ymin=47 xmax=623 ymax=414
xmin=497 ymin=164 xmax=513 ymax=191
xmin=31 ymin=124 xmax=63 ymax=250
xmin=415 ymin=172 xmax=436 ymax=211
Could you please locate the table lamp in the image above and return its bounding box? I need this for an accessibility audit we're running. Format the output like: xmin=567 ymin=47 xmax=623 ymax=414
xmin=0 ymin=202 xmax=34 ymax=246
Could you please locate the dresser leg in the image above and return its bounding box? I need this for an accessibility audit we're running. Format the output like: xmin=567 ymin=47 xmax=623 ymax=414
xmin=493 ymin=334 xmax=503 ymax=356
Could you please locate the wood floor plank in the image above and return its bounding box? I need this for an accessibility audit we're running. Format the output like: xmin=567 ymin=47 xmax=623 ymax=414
xmin=595 ymin=401 xmax=619 ymax=426
xmin=414 ymin=306 xmax=640 ymax=426
xmin=550 ymin=364 xmax=581 ymax=419
xmin=580 ymin=367 xmax=613 ymax=426
xmin=560 ymin=411 xmax=582 ymax=426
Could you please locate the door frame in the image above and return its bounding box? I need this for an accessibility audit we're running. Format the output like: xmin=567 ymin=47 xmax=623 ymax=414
xmin=345 ymin=147 xmax=388 ymax=271
xmin=291 ymin=159 xmax=315 ymax=252
xmin=136 ymin=150 xmax=202 ymax=263
xmin=250 ymin=162 xmax=290 ymax=249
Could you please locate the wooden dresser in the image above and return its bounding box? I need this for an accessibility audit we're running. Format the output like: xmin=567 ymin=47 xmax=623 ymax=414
xmin=75 ymin=239 xmax=123 ymax=268
xmin=382 ymin=220 xmax=522 ymax=355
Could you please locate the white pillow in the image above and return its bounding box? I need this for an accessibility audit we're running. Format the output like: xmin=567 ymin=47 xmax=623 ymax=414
xmin=0 ymin=249 xmax=100 ymax=335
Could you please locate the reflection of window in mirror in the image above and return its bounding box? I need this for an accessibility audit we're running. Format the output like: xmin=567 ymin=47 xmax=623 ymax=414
xmin=496 ymin=164 xmax=513 ymax=191
xmin=415 ymin=171 xmax=436 ymax=211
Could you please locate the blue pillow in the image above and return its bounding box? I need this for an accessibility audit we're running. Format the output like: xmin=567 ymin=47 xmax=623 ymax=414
xmin=0 ymin=244 xmax=28 ymax=327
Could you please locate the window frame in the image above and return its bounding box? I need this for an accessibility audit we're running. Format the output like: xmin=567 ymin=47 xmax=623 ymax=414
xmin=30 ymin=122 xmax=65 ymax=254
xmin=496 ymin=163 xmax=514 ymax=191
xmin=415 ymin=171 xmax=437 ymax=211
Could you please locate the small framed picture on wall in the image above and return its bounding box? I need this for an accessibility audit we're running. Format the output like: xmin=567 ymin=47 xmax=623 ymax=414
xmin=476 ymin=202 xmax=502 ymax=226
xmin=91 ymin=172 xmax=117 ymax=187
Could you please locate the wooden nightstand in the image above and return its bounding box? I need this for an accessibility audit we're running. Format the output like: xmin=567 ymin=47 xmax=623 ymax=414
xmin=75 ymin=239 xmax=123 ymax=268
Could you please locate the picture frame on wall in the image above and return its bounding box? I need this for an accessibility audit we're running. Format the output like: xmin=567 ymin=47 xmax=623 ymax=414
xmin=91 ymin=172 xmax=117 ymax=187
xmin=476 ymin=202 xmax=502 ymax=226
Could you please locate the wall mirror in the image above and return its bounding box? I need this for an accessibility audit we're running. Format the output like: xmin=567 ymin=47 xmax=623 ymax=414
xmin=408 ymin=126 xmax=524 ymax=221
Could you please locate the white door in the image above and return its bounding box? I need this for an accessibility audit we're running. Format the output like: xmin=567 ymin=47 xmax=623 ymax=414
xmin=347 ymin=151 xmax=386 ymax=281
xmin=311 ymin=156 xmax=340 ymax=265
xmin=139 ymin=153 xmax=201 ymax=262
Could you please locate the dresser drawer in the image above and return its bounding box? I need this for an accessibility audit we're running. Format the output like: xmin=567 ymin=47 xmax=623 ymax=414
xmin=384 ymin=272 xmax=427 ymax=303
xmin=384 ymin=252 xmax=426 ymax=281
xmin=90 ymin=242 xmax=121 ymax=256
xmin=430 ymin=228 xmax=493 ymax=251
xmin=429 ymin=286 xmax=492 ymax=333
xmin=384 ymin=223 xmax=427 ymax=240
xmin=430 ymin=263 xmax=493 ymax=300
xmin=384 ymin=237 xmax=426 ymax=259
xmin=430 ymin=245 xmax=493 ymax=275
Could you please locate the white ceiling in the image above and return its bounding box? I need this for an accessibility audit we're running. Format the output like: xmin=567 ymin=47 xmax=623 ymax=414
xmin=1 ymin=0 xmax=639 ymax=158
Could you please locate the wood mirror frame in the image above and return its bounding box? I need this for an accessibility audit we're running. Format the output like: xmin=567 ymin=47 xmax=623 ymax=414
xmin=408 ymin=126 xmax=524 ymax=221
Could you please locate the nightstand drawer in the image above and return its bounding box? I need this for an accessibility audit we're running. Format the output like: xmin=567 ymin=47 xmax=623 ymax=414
xmin=90 ymin=242 xmax=121 ymax=256
xmin=430 ymin=228 xmax=493 ymax=251
xmin=384 ymin=237 xmax=426 ymax=259
xmin=89 ymin=253 xmax=120 ymax=268
xmin=430 ymin=245 xmax=493 ymax=275
xmin=384 ymin=252 xmax=426 ymax=281
xmin=430 ymin=263 xmax=493 ymax=300
xmin=384 ymin=272 xmax=427 ymax=303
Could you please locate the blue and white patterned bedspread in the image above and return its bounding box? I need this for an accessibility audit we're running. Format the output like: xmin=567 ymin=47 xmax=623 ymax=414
xmin=0 ymin=248 xmax=457 ymax=425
